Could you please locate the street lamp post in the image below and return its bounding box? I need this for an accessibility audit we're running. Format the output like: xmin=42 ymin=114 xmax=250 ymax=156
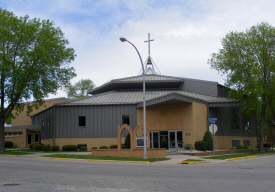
xmin=120 ymin=37 xmax=147 ymax=159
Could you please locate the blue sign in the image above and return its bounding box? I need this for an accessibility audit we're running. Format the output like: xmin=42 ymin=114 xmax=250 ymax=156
xmin=208 ymin=118 xmax=217 ymax=124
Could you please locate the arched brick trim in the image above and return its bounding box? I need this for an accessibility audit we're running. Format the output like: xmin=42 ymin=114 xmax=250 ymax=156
xmin=133 ymin=125 xmax=150 ymax=149
xmin=117 ymin=124 xmax=133 ymax=150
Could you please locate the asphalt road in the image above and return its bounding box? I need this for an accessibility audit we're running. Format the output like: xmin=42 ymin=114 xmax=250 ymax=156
xmin=0 ymin=155 xmax=275 ymax=192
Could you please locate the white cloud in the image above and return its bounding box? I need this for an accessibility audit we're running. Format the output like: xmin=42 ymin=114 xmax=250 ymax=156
xmin=2 ymin=0 xmax=275 ymax=99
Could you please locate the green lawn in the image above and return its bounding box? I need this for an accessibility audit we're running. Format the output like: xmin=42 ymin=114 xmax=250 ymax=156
xmin=41 ymin=154 xmax=170 ymax=162
xmin=0 ymin=149 xmax=89 ymax=156
xmin=204 ymin=151 xmax=275 ymax=160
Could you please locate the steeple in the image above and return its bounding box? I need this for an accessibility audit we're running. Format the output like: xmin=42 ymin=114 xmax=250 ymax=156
xmin=140 ymin=33 xmax=161 ymax=75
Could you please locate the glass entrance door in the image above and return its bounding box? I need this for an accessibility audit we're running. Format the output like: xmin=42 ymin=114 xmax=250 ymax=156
xmin=150 ymin=132 xmax=159 ymax=149
xmin=160 ymin=131 xmax=168 ymax=149
xmin=150 ymin=130 xmax=183 ymax=150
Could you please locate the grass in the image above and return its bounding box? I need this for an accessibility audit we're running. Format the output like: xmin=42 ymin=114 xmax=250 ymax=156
xmin=204 ymin=151 xmax=275 ymax=160
xmin=0 ymin=148 xmax=90 ymax=156
xmin=40 ymin=154 xmax=170 ymax=162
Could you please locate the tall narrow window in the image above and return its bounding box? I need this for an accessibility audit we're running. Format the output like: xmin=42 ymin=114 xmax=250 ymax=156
xmin=79 ymin=116 xmax=86 ymax=127
xmin=231 ymin=106 xmax=240 ymax=130
xmin=122 ymin=115 xmax=130 ymax=126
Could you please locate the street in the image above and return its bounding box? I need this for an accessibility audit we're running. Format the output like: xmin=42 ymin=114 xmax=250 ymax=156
xmin=0 ymin=155 xmax=275 ymax=192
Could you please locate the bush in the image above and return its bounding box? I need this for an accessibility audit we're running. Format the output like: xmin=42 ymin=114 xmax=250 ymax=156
xmin=62 ymin=145 xmax=78 ymax=151
xmin=121 ymin=144 xmax=126 ymax=149
xmin=110 ymin=144 xmax=117 ymax=149
xmin=52 ymin=145 xmax=60 ymax=151
xmin=79 ymin=146 xmax=87 ymax=151
xmin=203 ymin=131 xmax=213 ymax=151
xmin=99 ymin=146 xmax=108 ymax=149
xmin=43 ymin=145 xmax=51 ymax=151
xmin=91 ymin=147 xmax=97 ymax=149
xmin=33 ymin=143 xmax=44 ymax=151
xmin=28 ymin=143 xmax=35 ymax=149
xmin=4 ymin=141 xmax=13 ymax=148
xmin=244 ymin=145 xmax=249 ymax=149
xmin=195 ymin=141 xmax=207 ymax=151
xmin=236 ymin=145 xmax=244 ymax=149
xmin=13 ymin=144 xmax=18 ymax=148
xmin=184 ymin=144 xmax=192 ymax=150
xmin=124 ymin=133 xmax=130 ymax=149
xmin=263 ymin=144 xmax=270 ymax=148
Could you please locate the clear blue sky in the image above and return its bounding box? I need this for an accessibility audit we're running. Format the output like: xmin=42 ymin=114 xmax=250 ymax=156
xmin=1 ymin=0 xmax=275 ymax=99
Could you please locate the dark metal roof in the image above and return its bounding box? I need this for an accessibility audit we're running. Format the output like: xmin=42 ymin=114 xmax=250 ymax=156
xmin=58 ymin=90 xmax=238 ymax=107
xmin=88 ymin=75 xmax=184 ymax=95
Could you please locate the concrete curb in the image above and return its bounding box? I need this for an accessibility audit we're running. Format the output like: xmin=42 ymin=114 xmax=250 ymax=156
xmin=225 ymin=155 xmax=257 ymax=161
xmin=180 ymin=161 xmax=212 ymax=164
xmin=36 ymin=156 xmax=151 ymax=164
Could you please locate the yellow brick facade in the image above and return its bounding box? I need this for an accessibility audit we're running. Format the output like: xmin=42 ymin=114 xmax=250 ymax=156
xmin=214 ymin=136 xmax=257 ymax=149
xmin=11 ymin=99 xmax=66 ymax=126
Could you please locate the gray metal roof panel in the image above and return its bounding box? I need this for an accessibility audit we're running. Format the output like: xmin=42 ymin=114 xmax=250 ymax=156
xmin=60 ymin=90 xmax=238 ymax=106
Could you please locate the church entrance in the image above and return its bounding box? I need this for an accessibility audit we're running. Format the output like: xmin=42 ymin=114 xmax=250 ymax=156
xmin=150 ymin=130 xmax=183 ymax=150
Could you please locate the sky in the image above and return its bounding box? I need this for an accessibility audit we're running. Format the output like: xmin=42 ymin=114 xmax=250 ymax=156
xmin=1 ymin=0 xmax=275 ymax=99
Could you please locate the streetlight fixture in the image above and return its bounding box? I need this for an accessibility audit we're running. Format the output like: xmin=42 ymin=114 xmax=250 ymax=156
xmin=120 ymin=37 xmax=147 ymax=159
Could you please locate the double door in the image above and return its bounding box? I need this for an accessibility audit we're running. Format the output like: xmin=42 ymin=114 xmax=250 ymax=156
xmin=150 ymin=130 xmax=183 ymax=150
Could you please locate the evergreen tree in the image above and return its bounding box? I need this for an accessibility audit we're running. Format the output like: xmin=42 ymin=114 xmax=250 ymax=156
xmin=203 ymin=131 xmax=213 ymax=151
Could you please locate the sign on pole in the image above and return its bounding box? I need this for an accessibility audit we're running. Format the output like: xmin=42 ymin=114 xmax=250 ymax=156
xmin=208 ymin=118 xmax=217 ymax=157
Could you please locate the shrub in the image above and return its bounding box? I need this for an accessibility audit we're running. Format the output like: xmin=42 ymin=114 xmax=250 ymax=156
xmin=263 ymin=143 xmax=270 ymax=148
xmin=13 ymin=144 xmax=18 ymax=148
xmin=195 ymin=141 xmax=207 ymax=151
xmin=99 ymin=146 xmax=108 ymax=149
xmin=28 ymin=143 xmax=35 ymax=149
xmin=79 ymin=146 xmax=87 ymax=151
xmin=62 ymin=145 xmax=78 ymax=151
xmin=110 ymin=144 xmax=117 ymax=149
xmin=236 ymin=145 xmax=244 ymax=149
xmin=121 ymin=144 xmax=126 ymax=149
xmin=52 ymin=145 xmax=60 ymax=151
xmin=203 ymin=131 xmax=213 ymax=151
xmin=184 ymin=144 xmax=192 ymax=150
xmin=43 ymin=145 xmax=51 ymax=151
xmin=124 ymin=133 xmax=130 ymax=149
xmin=4 ymin=141 xmax=13 ymax=148
xmin=91 ymin=147 xmax=97 ymax=149
xmin=33 ymin=143 xmax=44 ymax=151
xmin=244 ymin=145 xmax=249 ymax=149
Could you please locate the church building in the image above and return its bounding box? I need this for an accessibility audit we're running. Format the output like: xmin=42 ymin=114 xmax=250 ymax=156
xmin=6 ymin=34 xmax=257 ymax=151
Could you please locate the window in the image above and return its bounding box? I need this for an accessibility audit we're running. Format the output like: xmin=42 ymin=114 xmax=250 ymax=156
xmin=243 ymin=140 xmax=250 ymax=146
xmin=35 ymin=132 xmax=41 ymax=143
xmin=7 ymin=132 xmax=12 ymax=136
xmin=78 ymin=116 xmax=86 ymax=127
xmin=232 ymin=140 xmax=240 ymax=147
xmin=122 ymin=115 xmax=130 ymax=125
xmin=243 ymin=115 xmax=250 ymax=131
xmin=231 ymin=106 xmax=240 ymax=130
xmin=13 ymin=132 xmax=18 ymax=136
xmin=4 ymin=132 xmax=7 ymax=136
xmin=77 ymin=144 xmax=87 ymax=149
xmin=18 ymin=132 xmax=23 ymax=136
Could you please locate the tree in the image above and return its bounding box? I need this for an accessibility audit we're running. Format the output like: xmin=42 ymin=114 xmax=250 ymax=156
xmin=208 ymin=22 xmax=275 ymax=152
xmin=0 ymin=9 xmax=76 ymax=152
xmin=65 ymin=79 xmax=95 ymax=99
xmin=203 ymin=131 xmax=213 ymax=151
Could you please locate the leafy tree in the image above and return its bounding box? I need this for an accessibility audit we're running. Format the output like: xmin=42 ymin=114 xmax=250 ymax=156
xmin=0 ymin=9 xmax=76 ymax=152
xmin=208 ymin=22 xmax=275 ymax=152
xmin=203 ymin=131 xmax=213 ymax=151
xmin=65 ymin=79 xmax=95 ymax=99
